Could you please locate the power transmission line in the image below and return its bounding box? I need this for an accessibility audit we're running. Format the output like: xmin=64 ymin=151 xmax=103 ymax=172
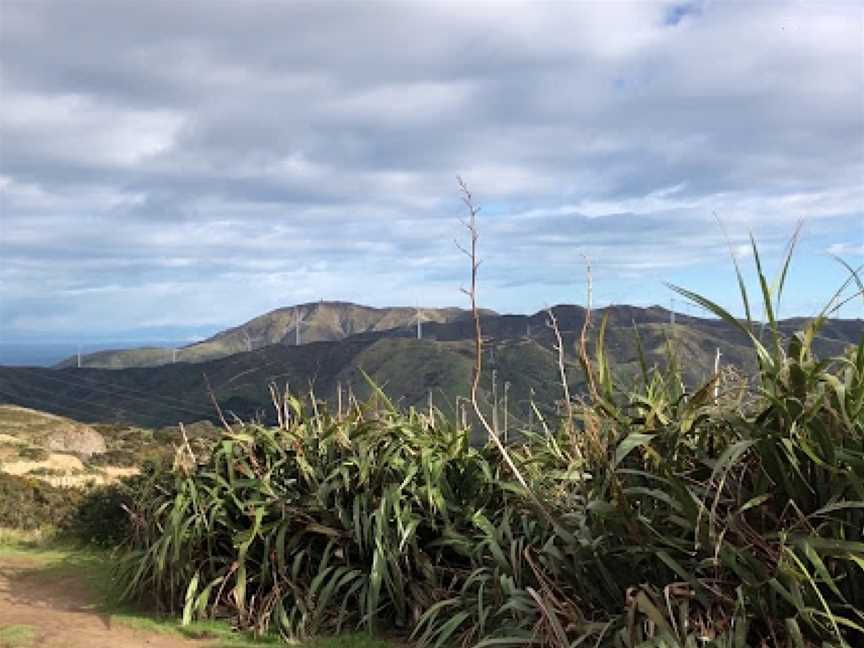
xmin=0 ymin=385 xmax=168 ymax=426
xmin=14 ymin=368 xmax=217 ymax=419
xmin=25 ymin=366 xmax=223 ymax=413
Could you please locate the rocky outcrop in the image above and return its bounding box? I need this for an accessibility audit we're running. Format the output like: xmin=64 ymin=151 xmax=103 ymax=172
xmin=43 ymin=426 xmax=106 ymax=458
xmin=0 ymin=405 xmax=106 ymax=459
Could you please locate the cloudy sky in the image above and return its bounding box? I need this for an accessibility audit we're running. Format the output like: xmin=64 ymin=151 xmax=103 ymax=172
xmin=1 ymin=0 xmax=862 ymax=342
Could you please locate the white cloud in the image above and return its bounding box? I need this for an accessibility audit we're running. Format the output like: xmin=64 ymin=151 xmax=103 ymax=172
xmin=1 ymin=92 xmax=184 ymax=166
xmin=827 ymin=243 xmax=864 ymax=257
xmin=0 ymin=0 xmax=861 ymax=336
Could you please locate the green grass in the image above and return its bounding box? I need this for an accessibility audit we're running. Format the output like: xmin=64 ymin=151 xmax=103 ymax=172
xmin=0 ymin=526 xmax=59 ymax=549
xmin=0 ymin=625 xmax=37 ymax=648
xmin=107 ymin=616 xmax=285 ymax=647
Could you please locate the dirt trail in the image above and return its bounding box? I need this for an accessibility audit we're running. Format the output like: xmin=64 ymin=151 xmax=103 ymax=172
xmin=0 ymin=554 xmax=207 ymax=648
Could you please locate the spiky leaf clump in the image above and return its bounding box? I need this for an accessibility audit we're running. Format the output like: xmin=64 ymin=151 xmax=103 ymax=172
xmin=119 ymin=241 xmax=864 ymax=647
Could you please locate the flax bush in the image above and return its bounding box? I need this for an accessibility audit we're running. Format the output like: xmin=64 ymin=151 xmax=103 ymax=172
xmin=118 ymin=243 xmax=863 ymax=647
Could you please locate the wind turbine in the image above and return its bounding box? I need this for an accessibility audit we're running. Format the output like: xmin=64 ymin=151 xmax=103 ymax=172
xmin=415 ymin=306 xmax=425 ymax=340
xmin=830 ymin=294 xmax=841 ymax=319
xmin=294 ymin=306 xmax=310 ymax=345
xmin=713 ymin=347 xmax=722 ymax=404
xmin=77 ymin=344 xmax=82 ymax=369
xmin=503 ymin=381 xmax=511 ymax=443
xmin=491 ymin=368 xmax=499 ymax=437
xmin=240 ymin=328 xmax=267 ymax=352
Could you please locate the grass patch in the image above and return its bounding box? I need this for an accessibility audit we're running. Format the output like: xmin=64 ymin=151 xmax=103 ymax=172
xmin=307 ymin=636 xmax=399 ymax=648
xmin=178 ymin=621 xmax=284 ymax=647
xmin=0 ymin=526 xmax=58 ymax=549
xmin=0 ymin=625 xmax=37 ymax=648
xmin=0 ymin=527 xmax=71 ymax=564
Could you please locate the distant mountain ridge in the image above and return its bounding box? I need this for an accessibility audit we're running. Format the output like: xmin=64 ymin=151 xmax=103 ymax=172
xmin=55 ymin=302 xmax=488 ymax=369
xmin=59 ymin=299 xmax=864 ymax=371
xmin=2 ymin=303 xmax=859 ymax=431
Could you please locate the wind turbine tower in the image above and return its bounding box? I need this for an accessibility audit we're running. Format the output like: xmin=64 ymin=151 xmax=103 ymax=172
xmin=713 ymin=347 xmax=722 ymax=404
xmin=831 ymin=294 xmax=841 ymax=318
xmin=416 ymin=307 xmax=424 ymax=340
xmin=491 ymin=368 xmax=499 ymax=436
xmin=294 ymin=306 xmax=310 ymax=345
xmin=503 ymin=381 xmax=511 ymax=443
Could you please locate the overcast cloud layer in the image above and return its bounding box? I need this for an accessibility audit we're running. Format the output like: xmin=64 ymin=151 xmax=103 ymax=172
xmin=1 ymin=0 xmax=862 ymax=341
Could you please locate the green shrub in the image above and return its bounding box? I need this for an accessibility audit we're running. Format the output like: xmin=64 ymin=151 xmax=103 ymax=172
xmin=118 ymin=400 xmax=501 ymax=635
xmin=60 ymin=459 xmax=171 ymax=546
xmin=0 ymin=469 xmax=139 ymax=547
xmin=88 ymin=448 xmax=138 ymax=467
xmin=16 ymin=446 xmax=49 ymax=461
xmin=113 ymin=319 xmax=864 ymax=647
xmin=63 ymin=481 xmax=134 ymax=546
xmin=0 ymin=473 xmax=83 ymax=530
xmin=25 ymin=467 xmax=65 ymax=476
xmin=113 ymin=241 xmax=864 ymax=647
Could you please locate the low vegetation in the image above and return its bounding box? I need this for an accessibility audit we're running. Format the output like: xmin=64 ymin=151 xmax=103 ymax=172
xmin=0 ymin=474 xmax=83 ymax=530
xmin=108 ymin=236 xmax=863 ymax=647
xmin=0 ymin=624 xmax=37 ymax=648
xmin=0 ymin=472 xmax=134 ymax=545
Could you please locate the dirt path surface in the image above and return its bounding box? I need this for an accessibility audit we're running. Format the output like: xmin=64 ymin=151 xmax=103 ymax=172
xmin=0 ymin=553 xmax=207 ymax=648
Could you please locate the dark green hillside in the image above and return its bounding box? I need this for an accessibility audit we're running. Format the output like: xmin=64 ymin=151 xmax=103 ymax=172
xmin=3 ymin=308 xmax=859 ymax=429
xmin=4 ymin=338 xmax=376 ymax=428
xmin=1 ymin=336 xmax=552 ymax=431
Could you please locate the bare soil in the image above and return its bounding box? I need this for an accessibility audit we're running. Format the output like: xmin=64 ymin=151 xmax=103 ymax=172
xmin=0 ymin=553 xmax=206 ymax=648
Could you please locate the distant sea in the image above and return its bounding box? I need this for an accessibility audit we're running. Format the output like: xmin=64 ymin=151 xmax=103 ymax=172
xmin=0 ymin=341 xmax=189 ymax=367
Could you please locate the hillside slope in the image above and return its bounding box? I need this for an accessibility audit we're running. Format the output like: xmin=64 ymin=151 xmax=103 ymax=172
xmin=55 ymin=302 xmax=485 ymax=369
xmin=4 ymin=309 xmax=860 ymax=429
xmin=0 ymin=405 xmax=106 ymax=457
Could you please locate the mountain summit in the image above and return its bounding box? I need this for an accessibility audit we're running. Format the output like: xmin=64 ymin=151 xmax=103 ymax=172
xmin=56 ymin=302 xmax=485 ymax=369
